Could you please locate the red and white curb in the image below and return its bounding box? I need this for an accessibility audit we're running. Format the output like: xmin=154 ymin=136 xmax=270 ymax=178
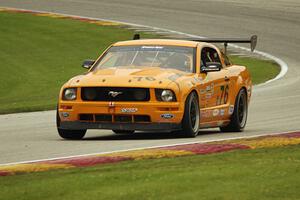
xmin=0 ymin=131 xmax=299 ymax=176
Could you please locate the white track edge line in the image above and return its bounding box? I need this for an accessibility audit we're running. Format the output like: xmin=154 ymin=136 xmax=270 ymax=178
xmin=0 ymin=130 xmax=298 ymax=167
xmin=0 ymin=7 xmax=290 ymax=167
xmin=0 ymin=6 xmax=288 ymax=85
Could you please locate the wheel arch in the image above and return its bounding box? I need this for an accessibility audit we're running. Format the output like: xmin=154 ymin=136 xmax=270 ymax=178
xmin=180 ymin=89 xmax=200 ymax=137
xmin=230 ymin=73 xmax=249 ymax=106
xmin=179 ymin=88 xmax=200 ymax=121
xmin=185 ymin=88 xmax=200 ymax=106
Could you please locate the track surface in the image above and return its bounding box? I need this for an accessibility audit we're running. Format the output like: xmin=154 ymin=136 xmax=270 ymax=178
xmin=0 ymin=0 xmax=299 ymax=164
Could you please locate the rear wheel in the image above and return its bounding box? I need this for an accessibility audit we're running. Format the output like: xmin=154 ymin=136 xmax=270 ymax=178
xmin=181 ymin=92 xmax=200 ymax=137
xmin=220 ymin=88 xmax=248 ymax=132
xmin=112 ymin=130 xmax=135 ymax=134
xmin=56 ymin=110 xmax=86 ymax=140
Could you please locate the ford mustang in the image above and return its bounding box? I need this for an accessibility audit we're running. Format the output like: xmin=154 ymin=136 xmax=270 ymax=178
xmin=57 ymin=34 xmax=257 ymax=139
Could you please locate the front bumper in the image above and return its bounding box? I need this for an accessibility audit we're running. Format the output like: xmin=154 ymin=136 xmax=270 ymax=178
xmin=59 ymin=101 xmax=184 ymax=122
xmin=59 ymin=121 xmax=182 ymax=131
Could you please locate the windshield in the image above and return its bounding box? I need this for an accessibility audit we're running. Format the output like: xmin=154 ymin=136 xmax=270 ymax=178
xmin=93 ymin=45 xmax=195 ymax=73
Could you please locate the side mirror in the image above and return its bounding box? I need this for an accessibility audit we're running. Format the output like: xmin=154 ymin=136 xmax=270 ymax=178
xmin=82 ymin=60 xmax=95 ymax=69
xmin=201 ymin=62 xmax=221 ymax=73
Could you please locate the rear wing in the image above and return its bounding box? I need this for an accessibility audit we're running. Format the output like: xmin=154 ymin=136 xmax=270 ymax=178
xmin=132 ymin=34 xmax=257 ymax=54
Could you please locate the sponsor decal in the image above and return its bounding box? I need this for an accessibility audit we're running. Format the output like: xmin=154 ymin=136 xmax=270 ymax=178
xmin=213 ymin=109 xmax=219 ymax=117
xmin=206 ymin=83 xmax=214 ymax=94
xmin=121 ymin=108 xmax=138 ymax=113
xmin=220 ymin=109 xmax=225 ymax=116
xmin=206 ymin=85 xmax=211 ymax=92
xmin=229 ymin=105 xmax=234 ymax=115
xmin=200 ymin=89 xmax=206 ymax=94
xmin=142 ymin=46 xmax=164 ymax=49
xmin=206 ymin=93 xmax=212 ymax=99
xmin=201 ymin=110 xmax=212 ymax=118
xmin=161 ymin=113 xmax=174 ymax=119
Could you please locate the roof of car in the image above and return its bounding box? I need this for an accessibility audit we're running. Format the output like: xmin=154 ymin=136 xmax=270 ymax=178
xmin=113 ymin=39 xmax=200 ymax=47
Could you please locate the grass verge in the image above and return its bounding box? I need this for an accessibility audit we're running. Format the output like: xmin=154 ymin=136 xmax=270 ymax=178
xmin=1 ymin=144 xmax=299 ymax=200
xmin=0 ymin=11 xmax=280 ymax=114
xmin=230 ymin=55 xmax=280 ymax=84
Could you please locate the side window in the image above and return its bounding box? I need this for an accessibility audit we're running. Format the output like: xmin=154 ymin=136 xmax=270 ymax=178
xmin=200 ymin=47 xmax=221 ymax=67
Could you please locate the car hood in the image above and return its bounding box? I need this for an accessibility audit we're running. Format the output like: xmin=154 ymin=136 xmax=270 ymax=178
xmin=67 ymin=67 xmax=194 ymax=89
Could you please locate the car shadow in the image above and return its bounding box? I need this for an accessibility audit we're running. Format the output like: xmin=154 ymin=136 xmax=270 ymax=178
xmin=83 ymin=129 xmax=220 ymax=141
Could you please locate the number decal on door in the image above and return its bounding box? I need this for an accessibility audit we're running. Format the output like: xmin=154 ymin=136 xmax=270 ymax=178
xmin=219 ymin=85 xmax=229 ymax=105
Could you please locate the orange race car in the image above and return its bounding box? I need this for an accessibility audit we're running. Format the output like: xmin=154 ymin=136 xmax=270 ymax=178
xmin=57 ymin=34 xmax=257 ymax=139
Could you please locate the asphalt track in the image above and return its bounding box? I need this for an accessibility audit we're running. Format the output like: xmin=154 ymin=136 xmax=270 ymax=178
xmin=0 ymin=0 xmax=299 ymax=165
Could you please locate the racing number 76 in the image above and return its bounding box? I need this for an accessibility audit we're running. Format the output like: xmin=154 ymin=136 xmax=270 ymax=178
xmin=220 ymin=85 xmax=229 ymax=104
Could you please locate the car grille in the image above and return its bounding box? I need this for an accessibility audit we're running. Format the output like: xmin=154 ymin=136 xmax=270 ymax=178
xmin=81 ymin=87 xmax=150 ymax=102
xmin=79 ymin=114 xmax=151 ymax=123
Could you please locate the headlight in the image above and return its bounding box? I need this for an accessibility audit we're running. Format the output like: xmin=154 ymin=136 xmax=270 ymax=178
xmin=155 ymin=89 xmax=176 ymax=102
xmin=63 ymin=88 xmax=77 ymax=100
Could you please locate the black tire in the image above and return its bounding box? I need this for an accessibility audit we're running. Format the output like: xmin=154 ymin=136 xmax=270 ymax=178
xmin=181 ymin=92 xmax=200 ymax=137
xmin=112 ymin=130 xmax=135 ymax=134
xmin=220 ymin=88 xmax=248 ymax=132
xmin=56 ymin=110 xmax=86 ymax=140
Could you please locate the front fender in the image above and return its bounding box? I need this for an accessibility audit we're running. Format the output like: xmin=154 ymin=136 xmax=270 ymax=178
xmin=170 ymin=79 xmax=200 ymax=111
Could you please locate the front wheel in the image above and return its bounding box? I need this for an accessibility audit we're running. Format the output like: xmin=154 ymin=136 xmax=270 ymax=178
xmin=181 ymin=92 xmax=200 ymax=137
xmin=220 ymin=88 xmax=248 ymax=132
xmin=56 ymin=110 xmax=86 ymax=140
xmin=57 ymin=129 xmax=86 ymax=140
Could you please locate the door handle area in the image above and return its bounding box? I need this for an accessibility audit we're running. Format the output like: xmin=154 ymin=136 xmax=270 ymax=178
xmin=224 ymin=76 xmax=230 ymax=81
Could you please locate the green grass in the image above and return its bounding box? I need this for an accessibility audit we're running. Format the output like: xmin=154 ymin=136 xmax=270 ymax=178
xmin=0 ymin=12 xmax=141 ymax=114
xmin=1 ymin=145 xmax=300 ymax=200
xmin=0 ymin=12 xmax=280 ymax=114
xmin=230 ymin=56 xmax=280 ymax=84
